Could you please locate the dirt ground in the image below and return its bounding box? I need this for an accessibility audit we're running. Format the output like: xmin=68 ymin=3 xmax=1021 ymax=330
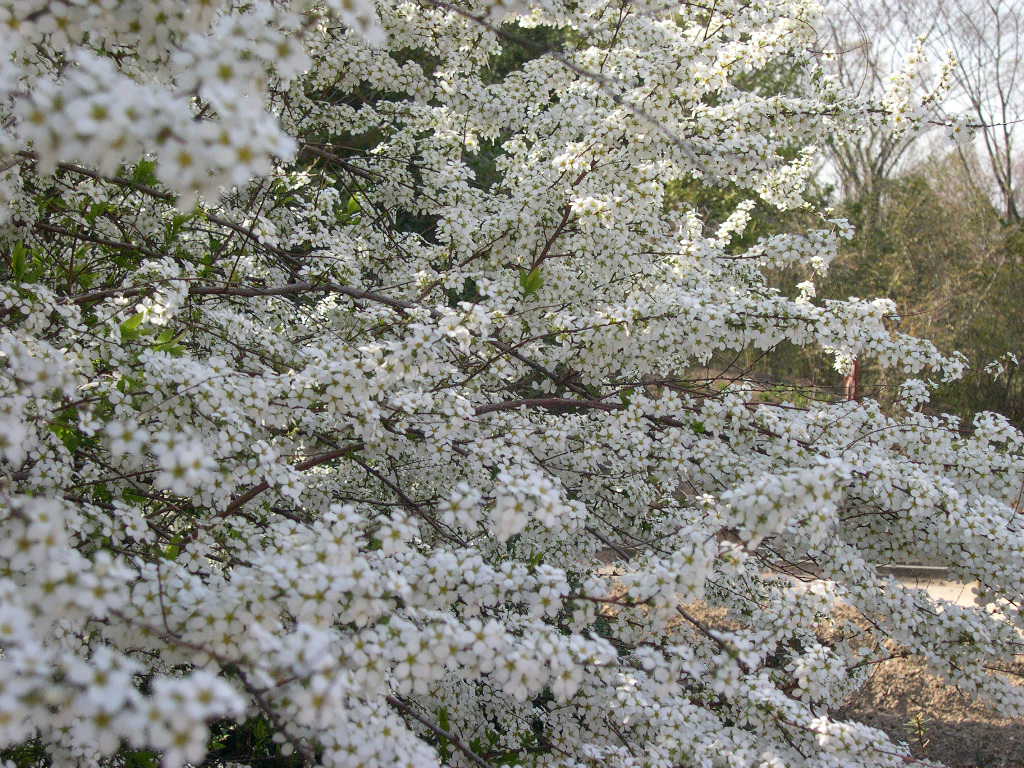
xmin=838 ymin=654 xmax=1024 ymax=768
xmin=832 ymin=574 xmax=1024 ymax=767
xmin=679 ymin=595 xmax=1024 ymax=768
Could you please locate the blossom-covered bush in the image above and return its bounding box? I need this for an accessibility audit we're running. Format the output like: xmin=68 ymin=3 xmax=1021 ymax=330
xmin=1 ymin=1 xmax=1022 ymax=767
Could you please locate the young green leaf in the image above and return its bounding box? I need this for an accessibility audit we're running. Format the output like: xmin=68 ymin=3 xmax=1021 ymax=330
xmin=519 ymin=267 xmax=543 ymax=297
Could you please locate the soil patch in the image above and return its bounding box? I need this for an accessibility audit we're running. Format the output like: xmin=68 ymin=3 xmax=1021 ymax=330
xmin=682 ymin=599 xmax=1024 ymax=767
xmin=838 ymin=654 xmax=1024 ymax=768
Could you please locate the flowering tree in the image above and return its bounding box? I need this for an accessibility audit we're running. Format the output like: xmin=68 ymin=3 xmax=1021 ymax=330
xmin=1 ymin=1 xmax=1022 ymax=767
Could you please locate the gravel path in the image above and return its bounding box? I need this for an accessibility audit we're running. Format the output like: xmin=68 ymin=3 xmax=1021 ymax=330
xmin=877 ymin=565 xmax=979 ymax=607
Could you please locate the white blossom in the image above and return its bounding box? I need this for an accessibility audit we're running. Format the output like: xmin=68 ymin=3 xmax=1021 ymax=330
xmin=0 ymin=2 xmax=1020 ymax=768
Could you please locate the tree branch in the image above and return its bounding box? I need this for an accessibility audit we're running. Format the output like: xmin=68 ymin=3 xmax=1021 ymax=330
xmin=220 ymin=441 xmax=363 ymax=516
xmin=385 ymin=695 xmax=495 ymax=768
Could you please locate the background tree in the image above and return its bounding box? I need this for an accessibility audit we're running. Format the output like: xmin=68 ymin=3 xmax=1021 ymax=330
xmin=821 ymin=0 xmax=926 ymax=224
xmin=804 ymin=0 xmax=1024 ymax=420
xmin=922 ymin=0 xmax=1024 ymax=224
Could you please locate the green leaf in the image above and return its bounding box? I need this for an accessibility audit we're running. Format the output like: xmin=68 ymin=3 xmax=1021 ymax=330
xmin=519 ymin=267 xmax=543 ymax=297
xmin=47 ymin=408 xmax=91 ymax=452
xmin=84 ymin=201 xmax=112 ymax=225
xmin=447 ymin=276 xmax=481 ymax=307
xmin=132 ymin=159 xmax=159 ymax=187
xmin=167 ymin=212 xmax=193 ymax=241
xmin=93 ymin=483 xmax=113 ymax=503
xmin=117 ymin=375 xmax=144 ymax=394
xmin=49 ymin=422 xmax=82 ymax=452
xmin=151 ymin=328 xmax=186 ymax=354
xmin=26 ymin=253 xmax=46 ymax=282
xmin=119 ymin=312 xmax=145 ymax=340
xmin=11 ymin=241 xmax=26 ymax=281
xmin=153 ymin=328 xmax=176 ymax=345
xmin=163 ymin=536 xmax=183 ymax=561
xmin=435 ymin=707 xmax=452 ymax=761
xmin=336 ymin=194 xmax=362 ymax=225
xmin=77 ymin=270 xmax=99 ymax=289
xmin=124 ymin=749 xmax=159 ymax=768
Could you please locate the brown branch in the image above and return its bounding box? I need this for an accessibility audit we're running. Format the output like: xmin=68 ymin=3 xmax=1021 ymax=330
xmin=485 ymin=338 xmax=594 ymax=398
xmin=473 ymin=397 xmax=619 ymax=416
xmin=204 ymin=213 xmax=312 ymax=263
xmin=299 ymin=143 xmax=378 ymax=181
xmin=348 ymin=453 xmax=465 ymax=546
xmin=34 ymin=222 xmax=166 ymax=260
xmin=220 ymin=441 xmax=363 ymax=516
xmin=675 ymin=606 xmax=750 ymax=673
xmin=531 ymin=203 xmax=574 ymax=271
xmin=386 ymin=695 xmax=495 ymax=768
xmin=14 ymin=151 xmax=176 ymax=202
xmin=69 ymin=278 xmax=413 ymax=312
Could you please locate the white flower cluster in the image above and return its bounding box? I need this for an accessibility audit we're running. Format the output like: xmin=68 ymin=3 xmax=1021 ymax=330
xmin=1 ymin=1 xmax=1022 ymax=768
xmin=1 ymin=0 xmax=361 ymax=205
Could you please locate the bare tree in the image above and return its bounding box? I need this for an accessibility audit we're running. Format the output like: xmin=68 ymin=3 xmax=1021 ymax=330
xmin=934 ymin=0 xmax=1024 ymax=223
xmin=820 ymin=0 xmax=925 ymax=214
xmin=838 ymin=0 xmax=1024 ymax=224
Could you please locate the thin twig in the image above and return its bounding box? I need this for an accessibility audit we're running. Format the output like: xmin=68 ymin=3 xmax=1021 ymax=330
xmin=386 ymin=695 xmax=494 ymax=768
xmin=221 ymin=441 xmax=363 ymax=516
